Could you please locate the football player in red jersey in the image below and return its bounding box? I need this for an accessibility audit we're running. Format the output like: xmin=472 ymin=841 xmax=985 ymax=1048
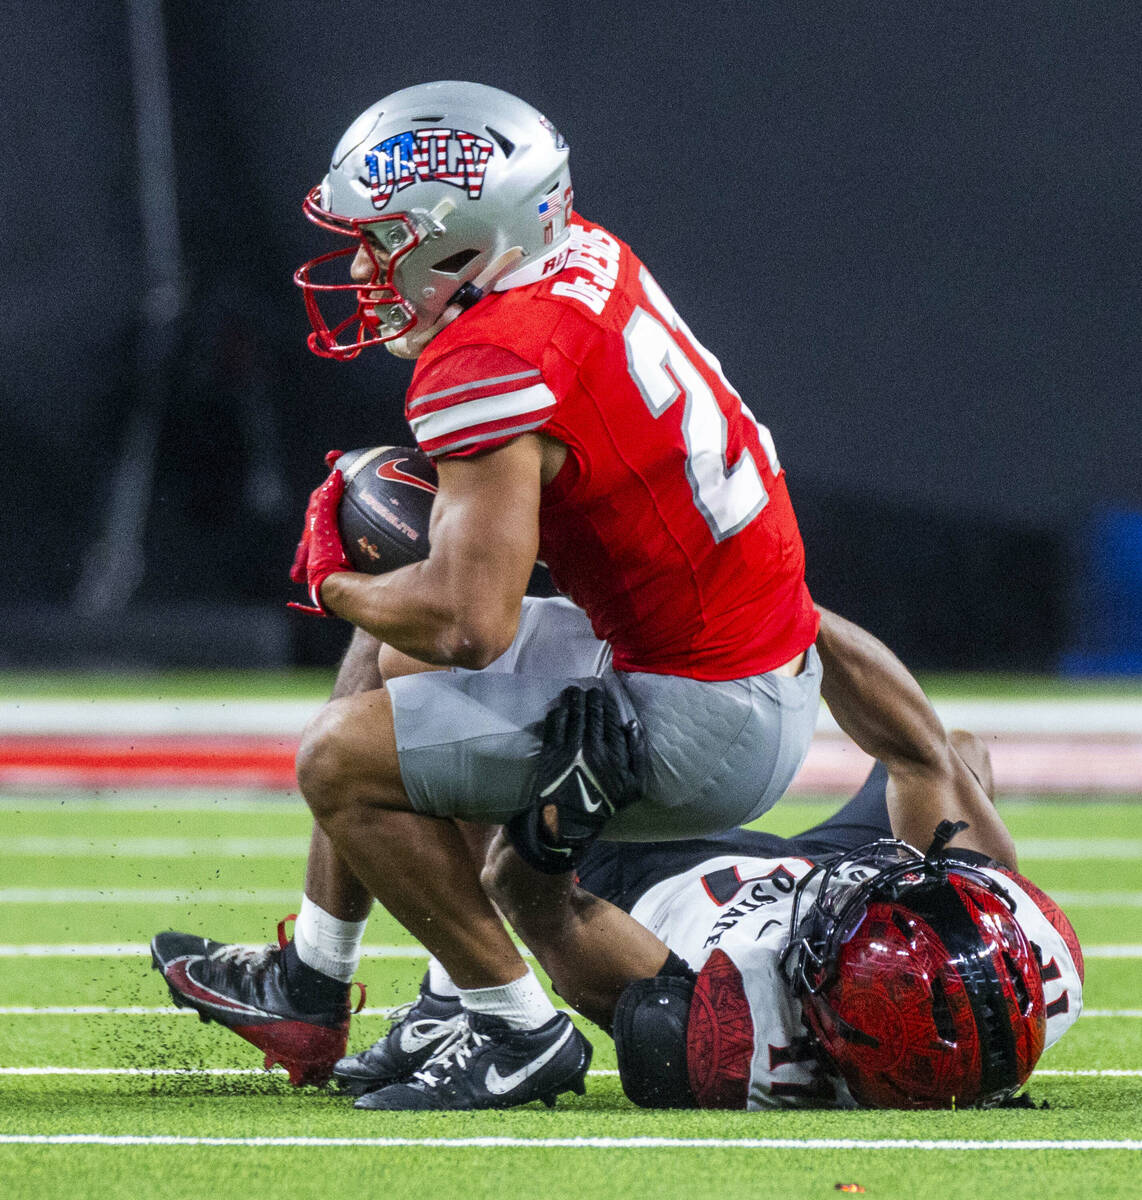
xmin=153 ymin=80 xmax=825 ymax=1109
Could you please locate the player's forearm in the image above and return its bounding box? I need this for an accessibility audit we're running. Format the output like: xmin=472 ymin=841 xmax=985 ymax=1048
xmin=482 ymin=834 xmax=671 ymax=1028
xmin=816 ymin=607 xmax=949 ymax=774
xmin=320 ymin=556 xmax=521 ymax=668
xmin=817 ymin=607 xmax=1017 ymax=865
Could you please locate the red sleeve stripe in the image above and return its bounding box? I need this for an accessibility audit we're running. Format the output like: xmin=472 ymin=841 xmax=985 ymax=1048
xmin=409 ymin=381 xmax=557 ymax=446
xmin=408 ymin=368 xmax=541 ymax=409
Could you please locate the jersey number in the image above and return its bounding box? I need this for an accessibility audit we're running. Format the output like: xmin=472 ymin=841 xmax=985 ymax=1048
xmin=624 ymin=272 xmax=780 ymax=542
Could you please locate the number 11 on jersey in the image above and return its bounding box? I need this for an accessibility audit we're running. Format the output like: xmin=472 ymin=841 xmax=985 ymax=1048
xmin=624 ymin=268 xmax=781 ymax=542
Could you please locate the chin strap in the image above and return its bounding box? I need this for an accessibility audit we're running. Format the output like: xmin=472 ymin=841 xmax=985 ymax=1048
xmin=925 ymin=819 xmax=970 ymax=860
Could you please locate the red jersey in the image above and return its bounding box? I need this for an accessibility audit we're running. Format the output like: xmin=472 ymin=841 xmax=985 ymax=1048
xmin=406 ymin=216 xmax=817 ymax=679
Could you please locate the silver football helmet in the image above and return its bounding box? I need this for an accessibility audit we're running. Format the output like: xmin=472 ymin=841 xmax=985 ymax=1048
xmin=294 ymin=81 xmax=574 ymax=359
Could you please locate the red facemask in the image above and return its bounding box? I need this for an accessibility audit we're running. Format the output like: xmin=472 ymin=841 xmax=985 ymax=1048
xmin=293 ymin=186 xmax=421 ymax=360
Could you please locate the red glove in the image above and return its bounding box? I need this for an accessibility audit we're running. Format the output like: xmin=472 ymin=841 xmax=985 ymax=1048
xmin=290 ymin=450 xmax=343 ymax=587
xmin=288 ymin=459 xmax=352 ymax=617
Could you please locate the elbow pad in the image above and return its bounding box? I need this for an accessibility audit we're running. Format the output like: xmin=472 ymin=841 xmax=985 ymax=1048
xmin=612 ymin=952 xmax=697 ymax=1108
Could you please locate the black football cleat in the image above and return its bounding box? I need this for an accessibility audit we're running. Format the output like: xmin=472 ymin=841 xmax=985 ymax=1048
xmin=333 ymin=973 xmax=465 ymax=1096
xmin=354 ymin=1010 xmax=592 ymax=1111
xmin=150 ymin=917 xmax=364 ymax=1086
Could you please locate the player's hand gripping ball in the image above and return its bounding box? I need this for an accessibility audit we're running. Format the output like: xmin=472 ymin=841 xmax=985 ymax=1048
xmin=332 ymin=446 xmax=438 ymax=573
xmin=289 ymin=446 xmax=437 ymax=617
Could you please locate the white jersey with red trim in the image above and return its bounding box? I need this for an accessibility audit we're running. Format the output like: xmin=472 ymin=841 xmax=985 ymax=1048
xmin=628 ymin=855 xmax=1084 ymax=1110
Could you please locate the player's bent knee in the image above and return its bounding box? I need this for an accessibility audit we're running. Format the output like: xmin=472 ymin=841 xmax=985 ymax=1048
xmin=295 ymin=704 xmax=359 ymax=820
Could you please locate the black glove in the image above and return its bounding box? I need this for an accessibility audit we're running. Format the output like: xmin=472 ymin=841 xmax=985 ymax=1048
xmin=506 ymin=685 xmax=649 ymax=874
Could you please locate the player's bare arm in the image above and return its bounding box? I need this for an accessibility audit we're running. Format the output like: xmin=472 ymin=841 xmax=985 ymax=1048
xmin=483 ymin=842 xmax=672 ymax=1029
xmin=320 ymin=435 xmax=556 ymax=668
xmin=815 ymin=606 xmax=1017 ymax=867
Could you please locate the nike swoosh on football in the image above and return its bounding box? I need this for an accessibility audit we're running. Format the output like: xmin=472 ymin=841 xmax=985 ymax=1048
xmin=375 ymin=459 xmax=437 ymax=495
xmin=164 ymin=957 xmax=274 ymax=1019
xmin=483 ymin=1023 xmax=575 ymax=1095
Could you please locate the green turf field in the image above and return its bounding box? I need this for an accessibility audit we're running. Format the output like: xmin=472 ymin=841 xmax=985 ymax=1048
xmin=1 ymin=790 xmax=1140 ymax=1199
xmin=3 ymin=667 xmax=1142 ymax=700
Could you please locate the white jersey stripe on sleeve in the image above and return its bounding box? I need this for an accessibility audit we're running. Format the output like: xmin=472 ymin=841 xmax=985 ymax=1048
xmin=409 ymin=381 xmax=557 ymax=443
xmin=409 ymin=369 xmax=541 ymax=409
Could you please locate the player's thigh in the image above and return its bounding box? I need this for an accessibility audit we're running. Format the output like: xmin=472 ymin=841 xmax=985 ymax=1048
xmin=387 ymin=596 xmax=615 ymax=823
xmin=604 ymin=645 xmax=823 ymax=840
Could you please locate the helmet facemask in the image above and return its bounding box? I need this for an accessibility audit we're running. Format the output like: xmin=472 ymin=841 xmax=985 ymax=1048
xmin=294 ymin=191 xmax=448 ymax=360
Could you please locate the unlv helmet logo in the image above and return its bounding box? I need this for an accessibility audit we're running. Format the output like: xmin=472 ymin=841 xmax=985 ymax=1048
xmin=366 ymin=128 xmax=495 ymax=210
xmin=376 ymin=457 xmax=438 ymax=496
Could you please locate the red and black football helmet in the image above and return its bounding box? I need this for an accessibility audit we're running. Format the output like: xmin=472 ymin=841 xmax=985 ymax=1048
xmin=782 ymin=822 xmax=1046 ymax=1108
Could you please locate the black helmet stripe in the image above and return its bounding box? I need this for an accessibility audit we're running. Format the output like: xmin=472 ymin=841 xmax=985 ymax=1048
xmin=904 ymin=881 xmax=1020 ymax=1098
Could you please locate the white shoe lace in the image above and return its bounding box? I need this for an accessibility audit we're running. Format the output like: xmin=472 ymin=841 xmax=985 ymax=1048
xmin=410 ymin=1016 xmax=487 ymax=1088
xmin=208 ymin=942 xmax=275 ymax=970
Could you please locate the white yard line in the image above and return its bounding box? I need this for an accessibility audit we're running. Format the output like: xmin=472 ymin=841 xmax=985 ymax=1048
xmin=0 ymin=943 xmax=437 ymax=958
xmin=0 ymin=888 xmax=302 ymax=904
xmin=0 ymin=1133 xmax=1139 ymax=1150
xmin=6 ymin=695 xmax=1142 ymax=736
xmin=0 ymin=700 xmax=318 ymax=736
xmin=4 ymin=836 xmax=310 ymax=857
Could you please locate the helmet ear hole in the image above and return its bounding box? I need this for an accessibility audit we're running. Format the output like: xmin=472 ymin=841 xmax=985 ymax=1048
xmin=891 ymin=911 xmax=913 ymax=939
xmin=929 ymin=976 xmax=957 ymax=1044
xmin=431 ymin=249 xmax=481 ymax=275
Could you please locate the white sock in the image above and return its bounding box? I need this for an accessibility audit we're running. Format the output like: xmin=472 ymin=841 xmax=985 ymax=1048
xmin=427 ymin=956 xmax=460 ymax=999
xmin=293 ymin=895 xmax=368 ymax=983
xmin=458 ymin=966 xmax=558 ymax=1030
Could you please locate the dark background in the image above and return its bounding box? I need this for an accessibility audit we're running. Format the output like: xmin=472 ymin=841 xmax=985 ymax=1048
xmin=3 ymin=1 xmax=1139 ymax=672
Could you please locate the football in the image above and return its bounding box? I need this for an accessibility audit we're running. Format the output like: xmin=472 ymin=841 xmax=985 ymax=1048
xmin=333 ymin=446 xmax=438 ymax=574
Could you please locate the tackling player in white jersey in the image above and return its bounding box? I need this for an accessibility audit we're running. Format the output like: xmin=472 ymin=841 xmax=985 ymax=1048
xmin=467 ymin=607 xmax=1082 ymax=1109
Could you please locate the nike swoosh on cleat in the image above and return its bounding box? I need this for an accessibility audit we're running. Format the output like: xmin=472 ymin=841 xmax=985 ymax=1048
xmin=483 ymin=1023 xmax=576 ymax=1095
xmin=398 ymin=1019 xmax=459 ymax=1054
xmin=163 ymin=957 xmax=277 ymax=1020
